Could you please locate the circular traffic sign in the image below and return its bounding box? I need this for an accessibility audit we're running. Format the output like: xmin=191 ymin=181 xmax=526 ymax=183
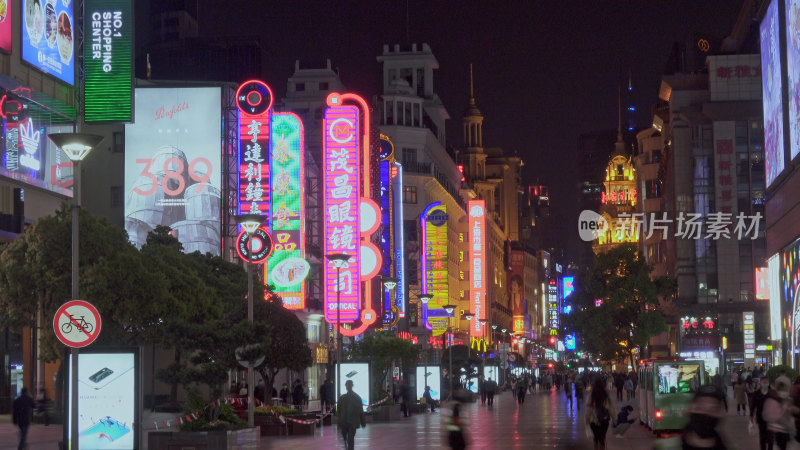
xmin=53 ymin=300 xmax=102 ymax=348
xmin=236 ymin=227 xmax=273 ymax=264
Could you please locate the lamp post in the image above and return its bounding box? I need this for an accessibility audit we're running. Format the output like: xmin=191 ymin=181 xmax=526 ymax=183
xmin=443 ymin=304 xmax=456 ymax=400
xmin=418 ymin=293 xmax=433 ymax=389
xmin=237 ymin=213 xmax=265 ymax=427
xmin=479 ymin=318 xmax=487 ymax=378
xmin=382 ymin=277 xmax=398 ymax=331
xmin=463 ymin=312 xmax=474 ymax=378
xmin=48 ymin=133 xmax=103 ymax=450
xmin=327 ymin=253 xmax=351 ymax=406
xmin=491 ymin=324 xmax=498 ymax=350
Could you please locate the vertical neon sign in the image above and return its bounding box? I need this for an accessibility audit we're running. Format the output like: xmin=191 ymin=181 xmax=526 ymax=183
xmin=468 ymin=199 xmax=486 ymax=337
xmin=323 ymin=104 xmax=361 ymax=323
xmin=267 ymin=113 xmax=306 ymax=309
xmin=421 ymin=202 xmax=449 ymax=336
xmin=379 ymin=135 xmax=394 ymax=325
xmin=393 ymin=162 xmax=405 ymax=318
xmin=236 ymin=81 xmax=273 ymax=218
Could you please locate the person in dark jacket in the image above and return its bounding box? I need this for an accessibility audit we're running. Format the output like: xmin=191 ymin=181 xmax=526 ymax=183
xmin=279 ymin=383 xmax=290 ymax=405
xmin=13 ymin=387 xmax=35 ymax=450
xmin=320 ymin=378 xmax=333 ymax=412
xmin=338 ymin=380 xmax=365 ymax=450
xmin=292 ymin=379 xmax=304 ymax=410
xmin=399 ymin=379 xmax=411 ymax=417
xmin=751 ymin=378 xmax=776 ymax=450
xmin=423 ymin=386 xmax=436 ymax=412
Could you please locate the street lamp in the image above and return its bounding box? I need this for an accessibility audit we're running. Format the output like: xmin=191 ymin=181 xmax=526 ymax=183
xmin=442 ymin=304 xmax=456 ymax=399
xmin=237 ymin=213 xmax=265 ymax=427
xmin=463 ymin=312 xmax=474 ymax=363
xmin=382 ymin=277 xmax=398 ymax=331
xmin=48 ymin=132 xmax=103 ymax=450
xmin=416 ymin=293 xmax=433 ymax=391
xmin=491 ymin=324 xmax=498 ymax=351
xmin=327 ymin=253 xmax=351 ymax=406
xmin=479 ymin=318 xmax=487 ymax=376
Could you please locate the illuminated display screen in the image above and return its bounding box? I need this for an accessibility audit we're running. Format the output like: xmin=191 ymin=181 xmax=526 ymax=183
xmin=548 ymin=281 xmax=559 ymax=330
xmin=755 ymin=267 xmax=769 ymax=300
xmin=0 ymin=0 xmax=11 ymax=52
xmin=787 ymin=0 xmax=800 ymax=161
xmin=416 ymin=366 xmax=441 ymax=401
xmin=421 ymin=202 xmax=449 ymax=335
xmin=323 ymin=105 xmax=360 ymax=323
xmin=22 ymin=0 xmax=74 ymax=85
xmin=336 ymin=363 xmax=370 ymax=412
xmin=68 ymin=351 xmax=137 ymax=449
xmin=237 ymin=111 xmax=270 ymax=217
xmin=565 ymin=333 xmax=576 ymax=350
xmin=468 ymin=200 xmax=486 ymax=338
xmin=124 ymin=87 xmax=221 ymax=255
xmin=379 ymin=135 xmax=393 ymax=324
xmin=761 ymin=0 xmax=785 ymax=187
xmin=563 ymin=277 xmax=574 ymax=298
xmin=783 ymin=239 xmax=800 ymax=354
xmin=83 ymin=0 xmax=133 ymax=122
xmin=267 ymin=113 xmax=305 ymax=309
xmin=392 ymin=162 xmax=405 ymax=318
xmin=743 ymin=312 xmax=755 ymax=361
xmin=768 ymin=254 xmax=781 ymax=341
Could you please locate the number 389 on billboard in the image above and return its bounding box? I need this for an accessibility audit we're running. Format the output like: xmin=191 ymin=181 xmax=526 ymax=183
xmin=133 ymin=157 xmax=213 ymax=196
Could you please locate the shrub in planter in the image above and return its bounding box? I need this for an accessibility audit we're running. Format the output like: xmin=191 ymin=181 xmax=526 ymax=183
xmin=180 ymin=389 xmax=249 ymax=432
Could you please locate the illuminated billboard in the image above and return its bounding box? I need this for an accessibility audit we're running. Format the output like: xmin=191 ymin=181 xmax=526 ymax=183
xmin=755 ymin=267 xmax=769 ymax=300
xmin=83 ymin=0 xmax=133 ymax=122
xmin=336 ymin=363 xmax=370 ymax=411
xmin=267 ymin=113 xmax=306 ymax=309
xmin=392 ymin=162 xmax=405 ymax=318
xmin=548 ymin=279 xmax=559 ymax=330
xmin=761 ymin=0 xmax=785 ymax=187
xmin=768 ymin=254 xmax=781 ymax=341
xmin=22 ymin=0 xmax=74 ymax=85
xmin=421 ymin=202 xmax=449 ymax=336
xmin=67 ymin=349 xmax=138 ymax=449
xmin=416 ymin=366 xmax=441 ymax=401
xmin=468 ymin=199 xmax=486 ymax=338
xmin=124 ymin=87 xmax=222 ymax=255
xmin=508 ymin=247 xmax=524 ymax=334
xmin=783 ymin=238 xmax=800 ymax=357
xmin=787 ymin=0 xmax=800 ymax=161
xmin=323 ymin=104 xmax=361 ymax=323
xmin=379 ymin=135 xmax=395 ymax=326
xmin=236 ymin=80 xmax=273 ymax=219
xmin=563 ymin=277 xmax=575 ymax=299
xmin=0 ymin=0 xmax=10 ymax=53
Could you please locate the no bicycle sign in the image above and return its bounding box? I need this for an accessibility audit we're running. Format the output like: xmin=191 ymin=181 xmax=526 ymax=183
xmin=53 ymin=300 xmax=102 ymax=348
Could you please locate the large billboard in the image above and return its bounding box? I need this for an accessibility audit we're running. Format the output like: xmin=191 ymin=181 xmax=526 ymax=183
xmin=761 ymin=0 xmax=785 ymax=187
xmin=323 ymin=104 xmax=361 ymax=323
xmin=508 ymin=247 xmax=524 ymax=334
xmin=124 ymin=87 xmax=222 ymax=255
xmin=267 ymin=113 xmax=306 ymax=309
xmin=67 ymin=350 xmax=138 ymax=449
xmin=783 ymin=238 xmax=800 ymax=359
xmin=379 ymin=135 xmax=395 ymax=326
xmin=0 ymin=0 xmax=11 ymax=53
xmin=392 ymin=162 xmax=405 ymax=318
xmin=83 ymin=0 xmax=133 ymax=122
xmin=468 ymin=199 xmax=486 ymax=338
xmin=421 ymin=202 xmax=449 ymax=336
xmin=788 ymin=0 xmax=800 ymax=161
xmin=22 ymin=0 xmax=74 ymax=85
xmin=415 ymin=366 xmax=441 ymax=401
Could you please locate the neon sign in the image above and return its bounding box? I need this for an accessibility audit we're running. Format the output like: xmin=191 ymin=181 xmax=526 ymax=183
xmin=267 ymin=113 xmax=306 ymax=309
xmin=548 ymin=279 xmax=559 ymax=330
xmin=563 ymin=277 xmax=574 ymax=298
xmin=468 ymin=200 xmax=486 ymax=338
xmin=421 ymin=202 xmax=448 ymax=336
xmin=237 ymin=80 xmax=273 ymax=219
xmin=379 ymin=135 xmax=394 ymax=325
xmin=392 ymin=162 xmax=405 ymax=318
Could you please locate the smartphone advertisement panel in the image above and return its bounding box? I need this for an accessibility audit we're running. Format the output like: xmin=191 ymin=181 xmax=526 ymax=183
xmin=336 ymin=363 xmax=369 ymax=411
xmin=416 ymin=366 xmax=441 ymax=400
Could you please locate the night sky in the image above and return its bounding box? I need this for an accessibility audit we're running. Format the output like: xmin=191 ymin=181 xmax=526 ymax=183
xmin=137 ymin=1 xmax=744 ymax=258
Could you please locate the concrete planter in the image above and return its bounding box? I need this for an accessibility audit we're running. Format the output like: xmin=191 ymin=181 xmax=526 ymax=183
xmin=148 ymin=427 xmax=260 ymax=450
xmin=370 ymin=404 xmax=402 ymax=422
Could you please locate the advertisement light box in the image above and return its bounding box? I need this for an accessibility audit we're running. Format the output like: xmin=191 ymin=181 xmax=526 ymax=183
xmin=336 ymin=363 xmax=370 ymax=411
xmin=22 ymin=0 xmax=75 ymax=85
xmin=416 ymin=366 xmax=441 ymax=400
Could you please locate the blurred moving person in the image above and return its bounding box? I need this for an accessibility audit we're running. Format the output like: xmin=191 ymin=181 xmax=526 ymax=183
xmin=585 ymin=378 xmax=616 ymax=450
xmin=657 ymin=385 xmax=729 ymax=450
xmin=338 ymin=379 xmax=366 ymax=450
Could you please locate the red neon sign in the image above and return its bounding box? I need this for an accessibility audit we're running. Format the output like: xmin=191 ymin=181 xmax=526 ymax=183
xmin=468 ymin=199 xmax=486 ymax=338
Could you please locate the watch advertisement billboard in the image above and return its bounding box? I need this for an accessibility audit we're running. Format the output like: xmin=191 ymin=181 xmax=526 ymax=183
xmin=22 ymin=0 xmax=75 ymax=85
xmin=83 ymin=0 xmax=133 ymax=122
xmin=760 ymin=0 xmax=785 ymax=187
xmin=416 ymin=366 xmax=441 ymax=400
xmin=67 ymin=349 xmax=138 ymax=449
xmin=124 ymin=87 xmax=222 ymax=255
xmin=336 ymin=363 xmax=369 ymax=411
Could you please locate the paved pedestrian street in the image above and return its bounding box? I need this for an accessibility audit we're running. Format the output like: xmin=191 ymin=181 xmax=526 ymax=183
xmin=266 ymin=387 xmax=763 ymax=449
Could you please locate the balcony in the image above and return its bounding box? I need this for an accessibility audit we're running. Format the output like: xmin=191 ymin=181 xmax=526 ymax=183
xmin=403 ymin=161 xmax=432 ymax=175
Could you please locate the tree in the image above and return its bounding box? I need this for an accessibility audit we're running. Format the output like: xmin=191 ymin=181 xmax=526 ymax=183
xmin=348 ymin=331 xmax=420 ymax=401
xmin=565 ymin=244 xmax=676 ymax=371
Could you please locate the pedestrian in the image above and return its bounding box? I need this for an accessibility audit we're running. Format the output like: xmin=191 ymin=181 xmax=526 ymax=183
xmin=478 ymin=375 xmax=486 ymax=405
xmin=624 ymin=376 xmax=634 ymax=401
xmin=564 ymin=374 xmax=574 ymax=410
xmin=751 ymin=378 xmax=775 ymax=450
xmin=254 ymin=380 xmax=265 ymax=405
xmin=734 ymin=379 xmax=748 ymax=415
xmin=279 ymin=383 xmax=289 ymax=405
xmin=614 ymin=374 xmax=624 ymax=402
xmin=674 ymin=385 xmax=729 ymax=449
xmin=303 ymin=382 xmax=310 ymax=407
xmin=292 ymin=379 xmax=304 ymax=410
xmin=399 ymin=379 xmax=411 ymax=417
xmin=763 ymin=380 xmax=795 ymax=450
xmin=575 ymin=376 xmax=584 ymax=412
xmin=486 ymin=378 xmax=497 ymax=407
xmin=612 ymin=405 xmax=635 ymax=438
xmin=320 ymin=378 xmax=331 ymax=412
xmin=585 ymin=378 xmax=615 ymax=450
xmin=746 ymin=376 xmax=757 ymax=413
xmin=337 ymin=380 xmax=365 ymax=450
xmin=516 ymin=378 xmax=527 ymax=405
xmin=423 ymin=385 xmax=436 ymax=413
xmin=13 ymin=387 xmax=35 ymax=450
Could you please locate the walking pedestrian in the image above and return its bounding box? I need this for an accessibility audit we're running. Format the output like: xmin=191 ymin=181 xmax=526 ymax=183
xmin=320 ymin=378 xmax=333 ymax=412
xmin=337 ymin=380 xmax=366 ymax=450
xmin=292 ymin=379 xmax=304 ymax=410
xmin=585 ymin=378 xmax=615 ymax=450
xmin=751 ymin=378 xmax=774 ymax=450
xmin=486 ymin=378 xmax=497 ymax=407
xmin=423 ymin=385 xmax=436 ymax=413
xmin=734 ymin=379 xmax=748 ymax=415
xmin=624 ymin=376 xmax=634 ymax=401
xmin=763 ymin=380 xmax=795 ymax=450
xmin=478 ymin=375 xmax=486 ymax=405
xmin=13 ymin=387 xmax=35 ymax=450
xmin=564 ymin=374 xmax=574 ymax=410
xmin=614 ymin=374 xmax=624 ymax=402
xmin=279 ymin=383 xmax=289 ymax=405
xmin=517 ymin=378 xmax=527 ymax=405
xmin=575 ymin=376 xmax=584 ymax=412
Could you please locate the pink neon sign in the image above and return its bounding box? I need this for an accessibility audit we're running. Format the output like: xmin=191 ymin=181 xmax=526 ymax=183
xmin=323 ymin=105 xmax=361 ymax=323
xmin=468 ymin=199 xmax=486 ymax=337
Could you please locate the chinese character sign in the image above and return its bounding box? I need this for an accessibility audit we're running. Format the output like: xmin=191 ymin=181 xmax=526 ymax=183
xmin=468 ymin=200 xmax=486 ymax=337
xmin=267 ymin=113 xmax=306 ymax=309
xmin=548 ymin=281 xmax=559 ymax=330
xmin=421 ymin=203 xmax=449 ymax=336
xmin=392 ymin=162 xmax=406 ymax=318
xmin=324 ymin=105 xmax=361 ymax=323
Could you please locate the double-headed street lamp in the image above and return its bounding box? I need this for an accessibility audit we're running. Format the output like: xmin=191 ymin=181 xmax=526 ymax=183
xmin=327 ymin=253 xmax=352 ymax=405
xmin=237 ymin=213 xmax=265 ymax=427
xmin=48 ymin=132 xmax=103 ymax=450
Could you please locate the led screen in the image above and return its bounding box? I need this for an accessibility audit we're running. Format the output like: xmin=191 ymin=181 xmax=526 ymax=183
xmin=416 ymin=366 xmax=441 ymax=400
xmin=468 ymin=200 xmax=486 ymax=338
xmin=124 ymin=87 xmax=222 ymax=255
xmin=22 ymin=0 xmax=74 ymax=85
xmin=336 ymin=363 xmax=369 ymax=411
xmin=782 ymin=238 xmax=800 ymax=356
xmin=83 ymin=0 xmax=133 ymax=122
xmin=508 ymin=248 xmax=524 ymax=334
xmin=761 ymin=0 xmax=785 ymax=186
xmin=656 ymin=363 xmax=701 ymax=394
xmin=392 ymin=162 xmax=405 ymax=318
xmin=68 ymin=351 xmax=136 ymax=449
xmin=267 ymin=113 xmax=305 ymax=309
xmin=421 ymin=202 xmax=448 ymax=335
xmin=787 ymin=0 xmax=800 ymax=161
xmin=0 ymin=0 xmax=11 ymax=52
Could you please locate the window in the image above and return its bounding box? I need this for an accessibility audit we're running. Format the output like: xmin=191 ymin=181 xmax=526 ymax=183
xmin=110 ymin=186 xmax=123 ymax=208
xmin=112 ymin=132 xmax=124 ymax=153
xmin=403 ymin=185 xmax=417 ymax=204
xmin=402 ymin=148 xmax=417 ymax=167
xmin=295 ymin=82 xmax=305 ymax=92
xmin=319 ymin=82 xmax=329 ymax=91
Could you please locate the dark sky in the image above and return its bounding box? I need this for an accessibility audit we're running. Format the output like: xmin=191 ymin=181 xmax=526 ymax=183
xmin=138 ymin=1 xmax=744 ymax=256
